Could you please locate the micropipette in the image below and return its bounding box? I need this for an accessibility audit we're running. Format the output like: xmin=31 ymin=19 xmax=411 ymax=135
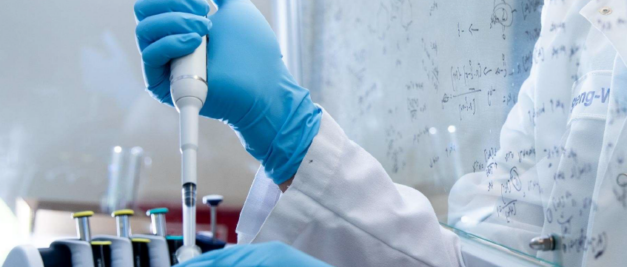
xmin=170 ymin=35 xmax=208 ymax=263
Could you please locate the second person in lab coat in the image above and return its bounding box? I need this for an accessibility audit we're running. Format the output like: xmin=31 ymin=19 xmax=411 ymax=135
xmin=134 ymin=0 xmax=462 ymax=266
xmin=447 ymin=0 xmax=627 ymax=266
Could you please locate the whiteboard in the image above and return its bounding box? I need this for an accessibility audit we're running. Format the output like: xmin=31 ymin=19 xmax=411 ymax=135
xmin=295 ymin=0 xmax=627 ymax=265
xmin=295 ymin=0 xmax=550 ymax=261
xmin=299 ymin=1 xmax=540 ymax=197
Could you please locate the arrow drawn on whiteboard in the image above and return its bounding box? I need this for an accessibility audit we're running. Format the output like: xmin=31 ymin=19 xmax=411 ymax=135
xmin=442 ymin=88 xmax=482 ymax=103
xmin=468 ymin=24 xmax=479 ymax=35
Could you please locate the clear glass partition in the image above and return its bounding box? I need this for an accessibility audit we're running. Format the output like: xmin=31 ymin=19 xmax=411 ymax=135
xmin=294 ymin=0 xmax=625 ymax=266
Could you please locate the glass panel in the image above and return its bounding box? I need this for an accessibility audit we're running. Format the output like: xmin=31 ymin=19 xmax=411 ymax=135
xmin=297 ymin=0 xmax=624 ymax=266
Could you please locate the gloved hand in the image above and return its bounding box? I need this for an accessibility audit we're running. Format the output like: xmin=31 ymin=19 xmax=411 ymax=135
xmin=134 ymin=0 xmax=322 ymax=185
xmin=174 ymin=242 xmax=331 ymax=267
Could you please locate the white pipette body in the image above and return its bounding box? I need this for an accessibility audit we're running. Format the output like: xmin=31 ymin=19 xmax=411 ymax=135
xmin=170 ymin=36 xmax=207 ymax=263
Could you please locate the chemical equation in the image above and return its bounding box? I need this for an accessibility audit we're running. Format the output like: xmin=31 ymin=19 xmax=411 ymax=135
xmin=496 ymin=167 xmax=523 ymax=222
xmin=421 ymin=38 xmax=440 ymax=91
xmin=407 ymin=97 xmax=427 ymax=121
xmin=562 ymin=231 xmax=607 ymax=259
xmin=386 ymin=125 xmax=406 ymax=173
xmin=449 ymin=54 xmax=532 ymax=92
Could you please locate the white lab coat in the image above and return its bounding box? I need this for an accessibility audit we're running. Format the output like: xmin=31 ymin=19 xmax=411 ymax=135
xmin=447 ymin=0 xmax=627 ymax=266
xmin=236 ymin=0 xmax=627 ymax=267
xmin=236 ymin=110 xmax=463 ymax=267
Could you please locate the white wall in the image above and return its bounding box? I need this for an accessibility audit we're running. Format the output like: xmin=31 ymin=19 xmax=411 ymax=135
xmin=0 ymin=0 xmax=274 ymax=208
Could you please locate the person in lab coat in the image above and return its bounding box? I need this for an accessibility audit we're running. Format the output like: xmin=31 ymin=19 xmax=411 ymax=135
xmin=447 ymin=1 xmax=627 ymax=266
xmin=135 ymin=0 xmax=461 ymax=265
xmin=134 ymin=0 xmax=627 ymax=266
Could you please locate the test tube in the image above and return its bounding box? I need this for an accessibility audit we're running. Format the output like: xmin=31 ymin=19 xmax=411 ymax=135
xmin=125 ymin=147 xmax=144 ymax=207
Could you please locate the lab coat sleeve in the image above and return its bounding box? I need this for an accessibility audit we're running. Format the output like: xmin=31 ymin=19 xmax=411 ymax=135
xmin=249 ymin=109 xmax=464 ymax=267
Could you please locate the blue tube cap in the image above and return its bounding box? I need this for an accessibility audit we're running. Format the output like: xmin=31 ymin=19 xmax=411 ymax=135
xmin=146 ymin=207 xmax=169 ymax=216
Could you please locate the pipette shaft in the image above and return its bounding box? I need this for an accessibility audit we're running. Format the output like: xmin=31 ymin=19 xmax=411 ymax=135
xmin=170 ymin=35 xmax=207 ymax=262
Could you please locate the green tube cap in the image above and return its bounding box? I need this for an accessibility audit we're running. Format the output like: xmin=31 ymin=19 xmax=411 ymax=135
xmin=146 ymin=207 xmax=169 ymax=216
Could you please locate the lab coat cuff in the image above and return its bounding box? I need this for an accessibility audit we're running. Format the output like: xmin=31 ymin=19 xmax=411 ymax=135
xmin=251 ymin=106 xmax=347 ymax=242
xmin=287 ymin=106 xmax=346 ymax=200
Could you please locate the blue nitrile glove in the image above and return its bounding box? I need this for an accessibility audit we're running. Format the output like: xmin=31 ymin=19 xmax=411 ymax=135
xmin=135 ymin=0 xmax=322 ymax=185
xmin=174 ymin=242 xmax=332 ymax=267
